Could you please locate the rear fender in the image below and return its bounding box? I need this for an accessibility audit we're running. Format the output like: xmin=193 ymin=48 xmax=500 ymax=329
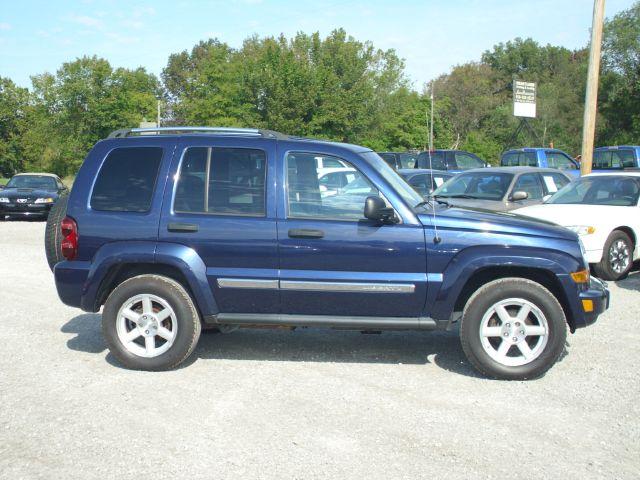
xmin=81 ymin=241 xmax=218 ymax=316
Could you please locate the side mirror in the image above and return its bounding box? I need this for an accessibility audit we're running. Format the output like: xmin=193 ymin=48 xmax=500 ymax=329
xmin=511 ymin=191 xmax=529 ymax=201
xmin=364 ymin=196 xmax=396 ymax=224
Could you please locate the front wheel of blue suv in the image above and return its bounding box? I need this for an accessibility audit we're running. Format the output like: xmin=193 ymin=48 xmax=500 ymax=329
xmin=460 ymin=277 xmax=567 ymax=380
xmin=102 ymin=275 xmax=202 ymax=371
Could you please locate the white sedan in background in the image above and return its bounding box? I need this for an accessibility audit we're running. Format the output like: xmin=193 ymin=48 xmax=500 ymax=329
xmin=516 ymin=172 xmax=640 ymax=280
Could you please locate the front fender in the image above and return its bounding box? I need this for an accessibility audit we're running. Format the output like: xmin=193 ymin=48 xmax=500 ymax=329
xmin=429 ymin=245 xmax=583 ymax=321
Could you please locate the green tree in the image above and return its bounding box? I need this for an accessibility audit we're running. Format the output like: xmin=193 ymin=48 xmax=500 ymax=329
xmin=0 ymin=77 xmax=29 ymax=175
xmin=21 ymin=56 xmax=160 ymax=175
xmin=599 ymin=1 xmax=640 ymax=144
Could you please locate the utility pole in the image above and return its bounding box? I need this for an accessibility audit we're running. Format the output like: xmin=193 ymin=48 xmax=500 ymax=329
xmin=580 ymin=0 xmax=606 ymax=175
xmin=157 ymin=100 xmax=161 ymax=128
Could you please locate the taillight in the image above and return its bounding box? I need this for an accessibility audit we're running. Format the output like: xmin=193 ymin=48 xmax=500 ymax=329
xmin=60 ymin=216 xmax=78 ymax=261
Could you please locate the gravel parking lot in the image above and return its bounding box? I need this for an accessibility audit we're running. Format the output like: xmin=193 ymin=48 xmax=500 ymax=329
xmin=0 ymin=220 xmax=639 ymax=479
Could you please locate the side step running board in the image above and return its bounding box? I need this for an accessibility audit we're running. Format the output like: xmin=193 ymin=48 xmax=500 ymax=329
xmin=204 ymin=313 xmax=437 ymax=330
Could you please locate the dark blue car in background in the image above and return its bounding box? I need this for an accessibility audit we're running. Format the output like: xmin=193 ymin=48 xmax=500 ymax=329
xmin=47 ymin=126 xmax=608 ymax=379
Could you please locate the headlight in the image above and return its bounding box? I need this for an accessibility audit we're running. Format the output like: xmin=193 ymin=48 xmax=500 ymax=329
xmin=34 ymin=198 xmax=54 ymax=204
xmin=0 ymin=197 xmax=9 ymax=203
xmin=567 ymin=225 xmax=596 ymax=235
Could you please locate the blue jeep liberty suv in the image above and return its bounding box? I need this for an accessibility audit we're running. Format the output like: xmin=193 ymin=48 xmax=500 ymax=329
xmin=48 ymin=127 xmax=609 ymax=379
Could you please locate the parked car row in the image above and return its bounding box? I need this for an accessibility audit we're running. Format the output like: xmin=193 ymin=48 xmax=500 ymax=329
xmin=380 ymin=145 xmax=640 ymax=176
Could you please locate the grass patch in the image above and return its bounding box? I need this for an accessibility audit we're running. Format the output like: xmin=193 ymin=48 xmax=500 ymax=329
xmin=0 ymin=178 xmax=8 ymax=186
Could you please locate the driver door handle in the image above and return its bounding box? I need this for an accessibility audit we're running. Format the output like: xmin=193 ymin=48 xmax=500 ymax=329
xmin=288 ymin=228 xmax=324 ymax=239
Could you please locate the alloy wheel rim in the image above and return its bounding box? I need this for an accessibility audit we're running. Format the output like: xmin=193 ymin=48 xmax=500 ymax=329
xmin=609 ymin=239 xmax=630 ymax=274
xmin=479 ymin=298 xmax=549 ymax=367
xmin=116 ymin=294 xmax=177 ymax=358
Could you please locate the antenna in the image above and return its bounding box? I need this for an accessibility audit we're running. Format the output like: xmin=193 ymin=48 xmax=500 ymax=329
xmin=428 ymin=84 xmax=441 ymax=244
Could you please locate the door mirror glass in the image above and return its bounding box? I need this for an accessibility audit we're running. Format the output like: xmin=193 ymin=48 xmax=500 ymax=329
xmin=364 ymin=196 xmax=396 ymax=223
xmin=511 ymin=191 xmax=529 ymax=201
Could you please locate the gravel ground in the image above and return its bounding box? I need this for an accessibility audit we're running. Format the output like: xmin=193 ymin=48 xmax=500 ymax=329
xmin=0 ymin=220 xmax=639 ymax=479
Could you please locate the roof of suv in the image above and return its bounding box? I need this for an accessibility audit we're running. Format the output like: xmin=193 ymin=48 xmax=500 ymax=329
xmin=105 ymin=126 xmax=373 ymax=154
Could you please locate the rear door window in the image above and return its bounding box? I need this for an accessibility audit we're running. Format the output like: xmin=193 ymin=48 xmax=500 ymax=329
xmin=174 ymin=147 xmax=267 ymax=216
xmin=91 ymin=147 xmax=163 ymax=212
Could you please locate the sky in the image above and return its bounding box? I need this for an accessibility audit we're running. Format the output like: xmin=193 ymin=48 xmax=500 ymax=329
xmin=0 ymin=0 xmax=635 ymax=90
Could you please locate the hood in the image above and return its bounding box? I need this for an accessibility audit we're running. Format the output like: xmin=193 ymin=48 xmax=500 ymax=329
xmin=0 ymin=188 xmax=59 ymax=199
xmin=514 ymin=203 xmax=626 ymax=228
xmin=419 ymin=205 xmax=576 ymax=241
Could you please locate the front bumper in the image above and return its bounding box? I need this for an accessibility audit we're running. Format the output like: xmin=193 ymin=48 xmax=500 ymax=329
xmin=0 ymin=203 xmax=52 ymax=217
xmin=577 ymin=276 xmax=610 ymax=328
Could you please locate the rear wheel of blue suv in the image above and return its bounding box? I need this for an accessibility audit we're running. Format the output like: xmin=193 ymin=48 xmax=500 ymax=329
xmin=102 ymin=275 xmax=202 ymax=370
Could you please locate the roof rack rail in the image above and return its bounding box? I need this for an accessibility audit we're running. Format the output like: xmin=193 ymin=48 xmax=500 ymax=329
xmin=107 ymin=126 xmax=288 ymax=139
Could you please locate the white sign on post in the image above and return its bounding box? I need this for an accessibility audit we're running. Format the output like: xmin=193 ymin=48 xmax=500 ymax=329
xmin=513 ymin=80 xmax=536 ymax=118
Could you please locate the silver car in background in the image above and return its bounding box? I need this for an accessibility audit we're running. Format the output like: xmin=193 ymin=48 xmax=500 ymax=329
xmin=431 ymin=167 xmax=572 ymax=212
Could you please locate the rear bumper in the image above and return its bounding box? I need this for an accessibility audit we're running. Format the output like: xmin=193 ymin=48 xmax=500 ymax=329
xmin=576 ymin=277 xmax=610 ymax=328
xmin=54 ymin=260 xmax=91 ymax=309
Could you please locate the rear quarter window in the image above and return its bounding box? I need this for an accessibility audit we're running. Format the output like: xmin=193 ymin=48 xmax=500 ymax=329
xmin=90 ymin=147 xmax=163 ymax=212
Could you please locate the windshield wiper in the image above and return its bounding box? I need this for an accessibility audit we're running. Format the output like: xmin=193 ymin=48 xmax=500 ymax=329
xmin=445 ymin=194 xmax=480 ymax=199
xmin=414 ymin=195 xmax=450 ymax=209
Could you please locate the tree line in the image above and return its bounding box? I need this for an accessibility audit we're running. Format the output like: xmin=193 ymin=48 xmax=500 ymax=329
xmin=0 ymin=2 xmax=638 ymax=176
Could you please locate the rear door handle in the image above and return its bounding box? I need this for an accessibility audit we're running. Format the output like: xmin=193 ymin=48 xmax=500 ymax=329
xmin=288 ymin=228 xmax=324 ymax=239
xmin=168 ymin=222 xmax=199 ymax=233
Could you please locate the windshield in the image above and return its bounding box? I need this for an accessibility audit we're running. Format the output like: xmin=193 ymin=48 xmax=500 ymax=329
xmin=547 ymin=175 xmax=640 ymax=206
xmin=361 ymin=152 xmax=422 ymax=207
xmin=6 ymin=175 xmax=57 ymax=191
xmin=433 ymin=172 xmax=513 ymax=200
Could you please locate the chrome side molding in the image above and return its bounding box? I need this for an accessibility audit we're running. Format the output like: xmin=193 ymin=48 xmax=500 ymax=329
xmin=216 ymin=278 xmax=418 ymax=293
xmin=217 ymin=278 xmax=279 ymax=290
xmin=280 ymin=280 xmax=415 ymax=293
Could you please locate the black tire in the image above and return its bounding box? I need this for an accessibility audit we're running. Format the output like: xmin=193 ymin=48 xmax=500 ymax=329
xmin=460 ymin=277 xmax=567 ymax=380
xmin=102 ymin=275 xmax=201 ymax=371
xmin=593 ymin=230 xmax=633 ymax=281
xmin=44 ymin=195 xmax=69 ymax=272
